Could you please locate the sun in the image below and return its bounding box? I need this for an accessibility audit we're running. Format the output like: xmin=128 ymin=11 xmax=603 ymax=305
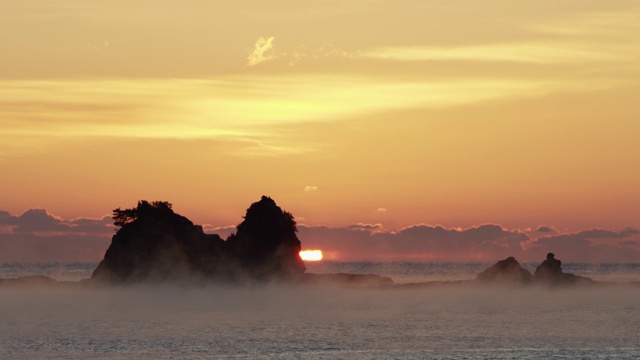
xmin=299 ymin=250 xmax=323 ymax=261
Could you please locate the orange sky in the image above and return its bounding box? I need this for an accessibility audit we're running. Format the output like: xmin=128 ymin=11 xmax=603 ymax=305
xmin=1 ymin=1 xmax=639 ymax=262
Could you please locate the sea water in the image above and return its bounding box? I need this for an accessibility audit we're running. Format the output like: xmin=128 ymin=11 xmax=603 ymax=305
xmin=2 ymin=261 xmax=640 ymax=283
xmin=1 ymin=262 xmax=639 ymax=359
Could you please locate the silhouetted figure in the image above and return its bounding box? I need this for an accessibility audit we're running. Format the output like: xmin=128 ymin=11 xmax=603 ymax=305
xmin=534 ymin=252 xmax=562 ymax=281
xmin=533 ymin=252 xmax=593 ymax=285
xmin=477 ymin=256 xmax=533 ymax=284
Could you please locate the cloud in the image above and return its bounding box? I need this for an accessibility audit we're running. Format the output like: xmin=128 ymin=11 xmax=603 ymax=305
xmin=513 ymin=229 xmax=640 ymax=263
xmin=203 ymin=224 xmax=236 ymax=239
xmin=13 ymin=209 xmax=70 ymax=233
xmin=247 ymin=36 xmax=276 ymax=66
xmin=299 ymin=224 xmax=640 ymax=262
xmin=377 ymin=208 xmax=387 ymax=212
xmin=2 ymin=207 xmax=639 ymax=263
xmin=358 ymin=7 xmax=640 ymax=67
xmin=0 ymin=211 xmax=17 ymax=234
xmin=304 ymin=185 xmax=318 ymax=192
xmin=299 ymin=223 xmax=529 ymax=261
xmin=0 ymin=209 xmax=114 ymax=262
xmin=535 ymin=225 xmax=558 ymax=234
xmin=360 ymin=42 xmax=625 ymax=64
xmin=287 ymin=43 xmax=354 ymax=66
xmin=0 ymin=209 xmax=112 ymax=235
xmin=0 ymin=210 xmax=16 ymax=224
xmin=0 ymin=75 xmax=589 ymax=158
xmin=246 ymin=39 xmax=355 ymax=67
xmin=347 ymin=223 xmax=382 ymax=232
xmin=67 ymin=216 xmax=114 ymax=235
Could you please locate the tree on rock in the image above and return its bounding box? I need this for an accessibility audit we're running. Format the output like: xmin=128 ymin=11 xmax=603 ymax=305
xmin=112 ymin=201 xmax=173 ymax=227
xmin=92 ymin=200 xmax=225 ymax=283
xmin=92 ymin=196 xmax=307 ymax=284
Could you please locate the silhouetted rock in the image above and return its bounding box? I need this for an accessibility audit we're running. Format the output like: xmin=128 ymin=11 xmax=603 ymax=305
xmin=533 ymin=253 xmax=594 ymax=286
xmin=226 ymin=196 xmax=305 ymax=280
xmin=533 ymin=253 xmax=562 ymax=280
xmin=91 ymin=197 xmax=306 ymax=284
xmin=477 ymin=256 xmax=533 ymax=284
xmin=92 ymin=201 xmax=226 ymax=283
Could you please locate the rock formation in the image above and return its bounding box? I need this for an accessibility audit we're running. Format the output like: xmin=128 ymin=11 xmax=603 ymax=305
xmin=226 ymin=196 xmax=306 ymax=279
xmin=477 ymin=256 xmax=533 ymax=284
xmin=92 ymin=201 xmax=226 ymax=283
xmin=533 ymin=252 xmax=593 ymax=285
xmin=476 ymin=253 xmax=594 ymax=286
xmin=533 ymin=253 xmax=563 ymax=281
xmin=91 ymin=197 xmax=305 ymax=284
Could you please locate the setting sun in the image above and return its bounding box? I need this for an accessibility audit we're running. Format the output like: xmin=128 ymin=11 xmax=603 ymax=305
xmin=300 ymin=250 xmax=323 ymax=261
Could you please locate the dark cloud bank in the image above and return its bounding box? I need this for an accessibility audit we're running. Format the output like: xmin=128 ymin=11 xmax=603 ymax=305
xmin=0 ymin=209 xmax=112 ymax=262
xmin=299 ymin=224 xmax=640 ymax=262
xmin=1 ymin=208 xmax=639 ymax=263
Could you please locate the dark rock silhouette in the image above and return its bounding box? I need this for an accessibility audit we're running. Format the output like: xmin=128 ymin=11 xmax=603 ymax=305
xmin=92 ymin=201 xmax=226 ymax=283
xmin=533 ymin=252 xmax=563 ymax=281
xmin=476 ymin=254 xmax=595 ymax=286
xmin=533 ymin=252 xmax=593 ymax=285
xmin=88 ymin=199 xmax=599 ymax=287
xmin=477 ymin=256 xmax=533 ymax=284
xmin=91 ymin=197 xmax=305 ymax=284
xmin=226 ymin=196 xmax=305 ymax=279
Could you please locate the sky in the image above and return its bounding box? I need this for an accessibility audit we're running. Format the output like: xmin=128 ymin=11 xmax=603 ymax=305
xmin=1 ymin=1 xmax=639 ymax=262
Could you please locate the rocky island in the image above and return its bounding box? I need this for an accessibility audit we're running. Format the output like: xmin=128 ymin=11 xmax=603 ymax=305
xmin=92 ymin=196 xmax=306 ymax=283
xmin=0 ymin=196 xmax=633 ymax=288
xmin=89 ymin=196 xmax=389 ymax=286
xmin=477 ymin=253 xmax=594 ymax=286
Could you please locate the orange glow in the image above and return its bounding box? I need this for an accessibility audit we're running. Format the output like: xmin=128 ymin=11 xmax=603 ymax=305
xmin=300 ymin=250 xmax=323 ymax=261
xmin=1 ymin=0 xmax=639 ymax=244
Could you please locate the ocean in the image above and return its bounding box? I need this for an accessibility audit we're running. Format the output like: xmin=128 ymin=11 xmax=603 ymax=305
xmin=1 ymin=262 xmax=639 ymax=359
xmin=2 ymin=261 xmax=640 ymax=283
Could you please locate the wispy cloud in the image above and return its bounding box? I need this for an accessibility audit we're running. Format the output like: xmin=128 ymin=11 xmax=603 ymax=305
xmin=361 ymin=6 xmax=640 ymax=66
xmin=247 ymin=36 xmax=276 ymax=66
xmin=304 ymin=185 xmax=318 ymax=192
xmin=361 ymin=42 xmax=629 ymax=64
xmin=0 ymin=76 xmax=575 ymax=139
xmin=0 ymin=64 xmax=624 ymax=160
xmin=287 ymin=43 xmax=354 ymax=66
xmin=245 ymin=37 xmax=353 ymax=67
